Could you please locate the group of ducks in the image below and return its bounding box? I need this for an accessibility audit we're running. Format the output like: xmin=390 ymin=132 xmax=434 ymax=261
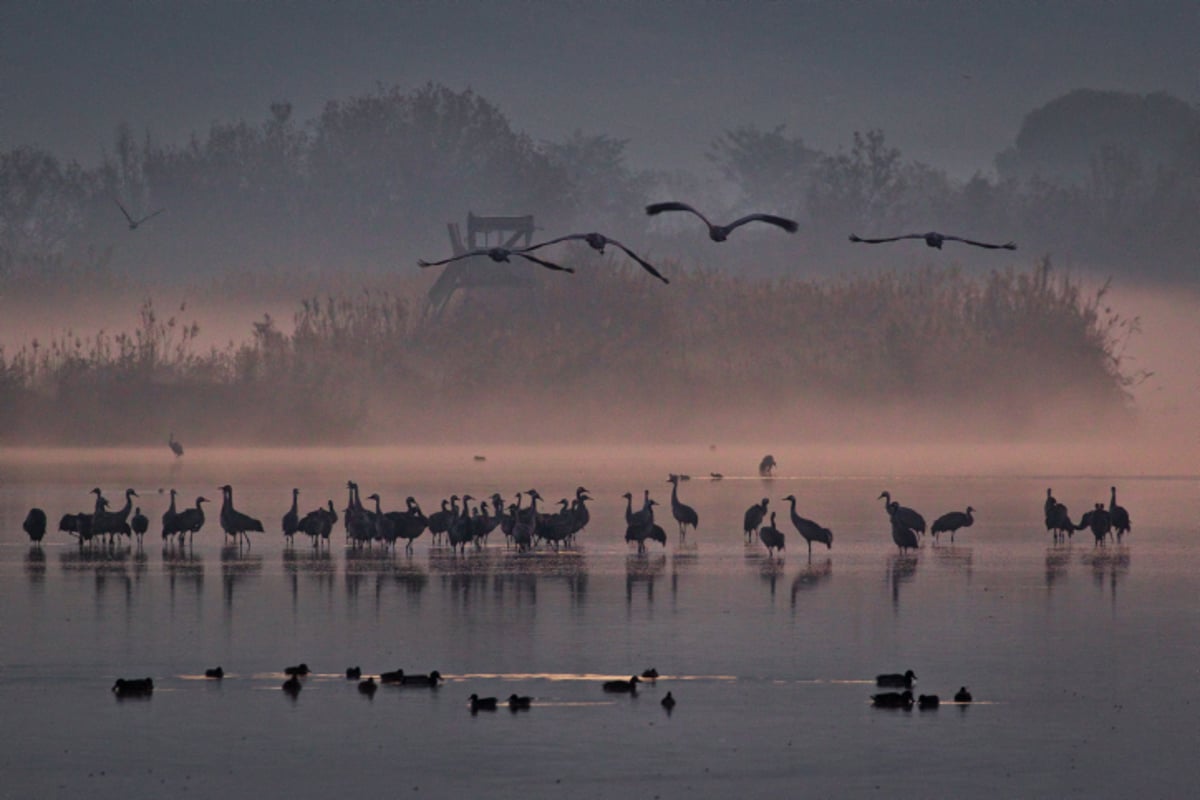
xmin=114 ymin=664 xmax=676 ymax=713
xmin=417 ymin=201 xmax=1016 ymax=282
xmin=1043 ymin=487 xmax=1132 ymax=544
xmin=870 ymin=670 xmax=974 ymax=710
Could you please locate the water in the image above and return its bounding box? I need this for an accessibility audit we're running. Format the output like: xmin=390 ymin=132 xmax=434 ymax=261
xmin=1 ymin=446 xmax=1198 ymax=798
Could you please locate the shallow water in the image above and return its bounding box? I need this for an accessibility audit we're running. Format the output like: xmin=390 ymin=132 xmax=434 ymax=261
xmin=1 ymin=446 xmax=1198 ymax=798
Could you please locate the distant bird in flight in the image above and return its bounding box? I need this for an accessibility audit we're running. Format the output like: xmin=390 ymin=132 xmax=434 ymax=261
xmin=115 ymin=199 xmax=166 ymax=230
xmin=417 ymin=247 xmax=573 ymax=273
xmin=849 ymin=232 xmax=1016 ymax=250
xmin=522 ymin=233 xmax=669 ymax=284
xmin=645 ymin=201 xmax=798 ymax=241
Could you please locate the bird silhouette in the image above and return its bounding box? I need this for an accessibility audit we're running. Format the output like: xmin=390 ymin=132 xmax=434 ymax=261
xmin=667 ymin=474 xmax=699 ymax=541
xmin=23 ymin=508 xmax=47 ymax=543
xmin=417 ymin=247 xmax=574 ymax=273
xmin=521 ymin=232 xmax=669 ymax=283
xmin=1109 ymin=486 xmax=1131 ymax=540
xmin=876 ymin=669 xmax=917 ymax=688
xmin=130 ymin=507 xmax=149 ymax=542
xmin=782 ymin=495 xmax=832 ymax=556
xmin=758 ymin=511 xmax=785 ymax=556
xmin=115 ymin=198 xmax=165 ymax=230
xmin=848 ymin=231 xmax=1015 ymax=250
xmin=930 ymin=507 xmax=975 ymax=542
xmin=281 ymin=488 xmax=300 ymax=543
xmin=879 ymin=491 xmax=926 ymax=536
xmin=743 ymin=498 xmax=769 ymax=542
xmin=168 ymin=432 xmax=184 ymax=458
xmin=219 ymin=485 xmax=264 ymax=547
xmin=646 ymin=201 xmax=798 ymax=241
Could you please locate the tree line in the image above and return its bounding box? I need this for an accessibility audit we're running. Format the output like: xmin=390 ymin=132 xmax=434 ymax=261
xmin=1 ymin=85 xmax=1197 ymax=285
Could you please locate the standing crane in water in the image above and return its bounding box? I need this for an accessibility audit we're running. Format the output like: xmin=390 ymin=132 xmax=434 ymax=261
xmin=1109 ymin=486 xmax=1131 ymax=540
xmin=168 ymin=432 xmax=184 ymax=458
xmin=667 ymin=474 xmax=699 ymax=542
xmin=219 ymin=485 xmax=263 ymax=547
xmin=758 ymin=511 xmax=785 ymax=557
xmin=930 ymin=507 xmax=975 ymax=543
xmin=879 ymin=491 xmax=925 ymax=537
xmin=782 ymin=494 xmax=832 ymax=557
xmin=744 ymin=498 xmax=769 ymax=542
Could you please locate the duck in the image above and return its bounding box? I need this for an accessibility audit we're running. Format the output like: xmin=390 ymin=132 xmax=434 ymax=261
xmin=380 ymin=668 xmax=405 ymax=684
xmin=112 ymin=677 xmax=154 ymax=696
xmin=603 ymin=675 xmax=641 ymax=693
xmin=876 ymin=670 xmax=917 ymax=687
xmin=871 ymin=690 xmax=914 ymax=708
xmin=358 ymin=677 xmax=378 ymax=696
xmin=204 ymin=667 xmax=224 ymax=679
xmin=954 ymin=687 xmax=973 ymax=703
xmin=641 ymin=667 xmax=660 ymax=681
xmin=507 ymin=694 xmax=532 ymax=710
xmin=345 ymin=667 xmax=362 ymax=680
xmin=284 ymin=663 xmax=310 ymax=677
xmin=282 ymin=675 xmax=302 ymax=694
xmin=469 ymin=693 xmax=498 ymax=712
xmin=918 ymin=694 xmax=940 ymax=709
xmin=661 ymin=691 xmax=676 ymax=711
xmin=401 ymin=670 xmax=443 ymax=687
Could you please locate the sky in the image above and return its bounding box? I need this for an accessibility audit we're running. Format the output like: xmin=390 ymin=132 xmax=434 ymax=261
xmin=2 ymin=0 xmax=1197 ymax=178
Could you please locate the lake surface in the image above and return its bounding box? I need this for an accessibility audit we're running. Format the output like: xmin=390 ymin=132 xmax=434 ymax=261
xmin=1 ymin=446 xmax=1198 ymax=798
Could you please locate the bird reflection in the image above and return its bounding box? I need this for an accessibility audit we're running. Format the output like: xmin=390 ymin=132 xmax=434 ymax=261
xmin=791 ymin=558 xmax=833 ymax=609
xmin=933 ymin=544 xmax=974 ymax=580
xmin=1044 ymin=545 xmax=1070 ymax=589
xmin=626 ymin=553 xmax=666 ymax=606
xmin=886 ymin=554 xmax=919 ymax=609
xmin=390 ymin=561 xmax=429 ymax=599
xmin=1081 ymin=546 xmax=1131 ymax=606
xmin=759 ymin=558 xmax=785 ymax=599
xmin=220 ymin=545 xmax=263 ymax=612
xmin=284 ymin=548 xmax=336 ymax=606
xmin=164 ymin=547 xmax=204 ymax=610
xmin=670 ymin=549 xmax=698 ymax=605
xmin=24 ymin=548 xmax=47 ymax=584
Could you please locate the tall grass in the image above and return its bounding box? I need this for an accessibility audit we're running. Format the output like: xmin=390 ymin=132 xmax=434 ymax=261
xmin=0 ymin=258 xmax=1141 ymax=445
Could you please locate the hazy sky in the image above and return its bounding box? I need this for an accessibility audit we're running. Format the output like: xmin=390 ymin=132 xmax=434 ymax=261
xmin=2 ymin=1 xmax=1197 ymax=177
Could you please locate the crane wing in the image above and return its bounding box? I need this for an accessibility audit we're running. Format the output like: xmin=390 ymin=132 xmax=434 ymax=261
xmin=942 ymin=235 xmax=1017 ymax=250
xmin=727 ymin=213 xmax=798 ymax=233
xmin=607 ymin=238 xmax=669 ymax=284
xmin=849 ymin=233 xmax=923 ymax=244
xmin=645 ymin=201 xmax=712 ymax=228
xmin=513 ymin=252 xmax=574 ymax=273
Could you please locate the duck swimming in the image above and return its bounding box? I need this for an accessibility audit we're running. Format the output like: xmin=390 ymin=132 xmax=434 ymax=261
xmin=603 ymin=676 xmax=641 ymax=693
xmin=954 ymin=687 xmax=973 ymax=703
xmin=469 ymin=693 xmax=498 ymax=712
xmin=204 ymin=667 xmax=224 ymax=679
xmin=876 ymin=670 xmax=917 ymax=687
xmin=871 ymin=690 xmax=914 ymax=708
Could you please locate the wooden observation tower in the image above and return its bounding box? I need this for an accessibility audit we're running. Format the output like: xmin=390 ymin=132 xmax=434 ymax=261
xmin=425 ymin=212 xmax=537 ymax=318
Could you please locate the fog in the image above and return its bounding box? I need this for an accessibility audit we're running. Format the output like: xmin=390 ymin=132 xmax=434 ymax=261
xmin=1 ymin=2 xmax=1197 ymax=474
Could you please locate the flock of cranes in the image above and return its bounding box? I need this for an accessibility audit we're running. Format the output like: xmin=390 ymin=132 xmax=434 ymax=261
xmin=19 ymin=479 xmax=1132 ymax=557
xmin=1043 ymin=486 xmax=1131 ymax=544
xmin=416 ymin=201 xmax=1017 ymax=280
